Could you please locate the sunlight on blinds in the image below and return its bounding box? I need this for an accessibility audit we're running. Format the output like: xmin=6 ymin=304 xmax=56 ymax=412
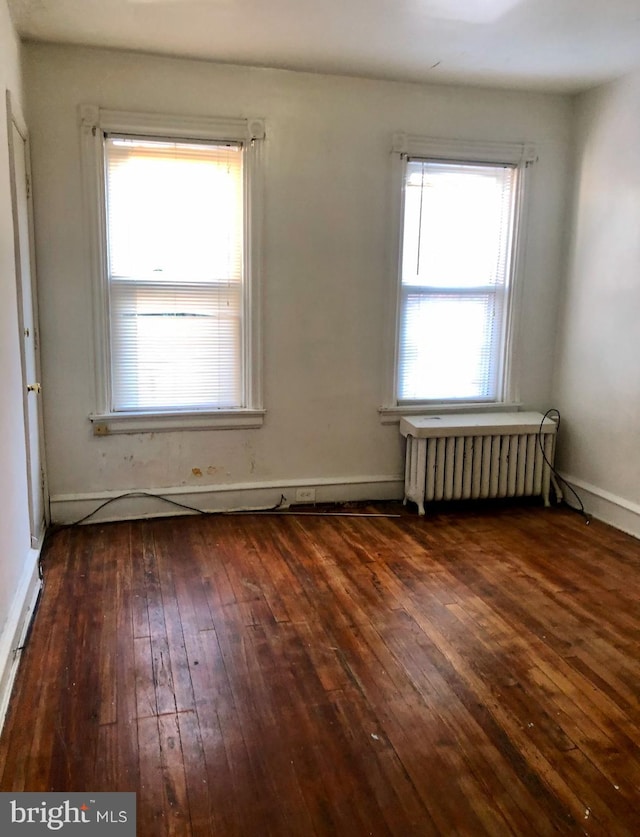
xmin=398 ymin=159 xmax=516 ymax=402
xmin=105 ymin=137 xmax=244 ymax=411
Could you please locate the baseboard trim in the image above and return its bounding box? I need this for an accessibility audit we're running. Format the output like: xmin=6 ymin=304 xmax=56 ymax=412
xmin=0 ymin=544 xmax=43 ymax=734
xmin=559 ymin=472 xmax=640 ymax=540
xmin=50 ymin=475 xmax=405 ymax=524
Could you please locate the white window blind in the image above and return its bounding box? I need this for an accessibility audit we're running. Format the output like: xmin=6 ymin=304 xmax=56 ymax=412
xmin=398 ymin=158 xmax=517 ymax=403
xmin=105 ymin=136 xmax=244 ymax=412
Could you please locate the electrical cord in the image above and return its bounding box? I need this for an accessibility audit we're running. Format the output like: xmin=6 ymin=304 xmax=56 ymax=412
xmin=49 ymin=491 xmax=401 ymax=532
xmin=538 ymin=408 xmax=591 ymax=523
xmin=49 ymin=490 xmax=289 ymax=531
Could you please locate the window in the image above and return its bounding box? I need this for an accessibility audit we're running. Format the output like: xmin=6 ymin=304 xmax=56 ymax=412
xmin=384 ymin=134 xmax=535 ymax=415
xmin=80 ymin=107 xmax=265 ymax=432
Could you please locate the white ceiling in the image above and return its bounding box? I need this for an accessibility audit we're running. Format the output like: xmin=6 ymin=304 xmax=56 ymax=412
xmin=8 ymin=0 xmax=640 ymax=93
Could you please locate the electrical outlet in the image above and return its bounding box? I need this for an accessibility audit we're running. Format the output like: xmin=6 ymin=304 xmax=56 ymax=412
xmin=295 ymin=488 xmax=316 ymax=503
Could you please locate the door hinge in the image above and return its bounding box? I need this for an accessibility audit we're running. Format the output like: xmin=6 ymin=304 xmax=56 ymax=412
xmin=26 ymin=173 xmax=31 ymax=199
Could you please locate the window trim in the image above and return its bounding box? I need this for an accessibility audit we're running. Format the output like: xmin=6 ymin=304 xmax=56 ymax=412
xmin=79 ymin=105 xmax=266 ymax=433
xmin=380 ymin=133 xmax=536 ymax=421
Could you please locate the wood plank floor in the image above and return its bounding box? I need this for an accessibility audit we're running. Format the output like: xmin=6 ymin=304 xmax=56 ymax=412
xmin=2 ymin=502 xmax=640 ymax=835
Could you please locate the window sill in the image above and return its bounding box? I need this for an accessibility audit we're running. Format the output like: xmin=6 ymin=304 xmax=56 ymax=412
xmin=89 ymin=409 xmax=265 ymax=435
xmin=378 ymin=402 xmax=522 ymax=425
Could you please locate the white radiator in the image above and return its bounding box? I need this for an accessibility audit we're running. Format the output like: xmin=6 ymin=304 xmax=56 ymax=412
xmin=400 ymin=412 xmax=559 ymax=516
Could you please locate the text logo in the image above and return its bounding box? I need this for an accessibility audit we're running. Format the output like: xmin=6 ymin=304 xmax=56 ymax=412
xmin=0 ymin=793 xmax=135 ymax=835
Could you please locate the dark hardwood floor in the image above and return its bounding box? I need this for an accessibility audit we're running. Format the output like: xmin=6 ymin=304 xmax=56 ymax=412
xmin=1 ymin=502 xmax=640 ymax=835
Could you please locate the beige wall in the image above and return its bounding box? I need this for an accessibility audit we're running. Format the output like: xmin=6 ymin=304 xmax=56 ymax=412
xmin=553 ymin=70 xmax=640 ymax=535
xmin=24 ymin=43 xmax=574 ymax=521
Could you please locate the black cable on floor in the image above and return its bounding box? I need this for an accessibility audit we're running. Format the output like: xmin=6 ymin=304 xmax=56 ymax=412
xmin=49 ymin=490 xmax=289 ymax=531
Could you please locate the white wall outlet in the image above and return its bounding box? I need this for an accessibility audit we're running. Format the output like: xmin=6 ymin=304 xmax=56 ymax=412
xmin=295 ymin=488 xmax=316 ymax=503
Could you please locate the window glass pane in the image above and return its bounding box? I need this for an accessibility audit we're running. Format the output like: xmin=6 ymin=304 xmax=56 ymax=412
xmin=398 ymin=293 xmax=503 ymax=401
xmin=104 ymin=137 xmax=244 ymax=412
xmin=106 ymin=138 xmax=243 ymax=285
xmin=402 ymin=161 xmax=515 ymax=289
xmin=110 ymin=280 xmax=242 ymax=411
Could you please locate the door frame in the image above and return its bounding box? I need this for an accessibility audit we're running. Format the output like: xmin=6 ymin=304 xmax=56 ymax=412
xmin=6 ymin=90 xmax=49 ymax=545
